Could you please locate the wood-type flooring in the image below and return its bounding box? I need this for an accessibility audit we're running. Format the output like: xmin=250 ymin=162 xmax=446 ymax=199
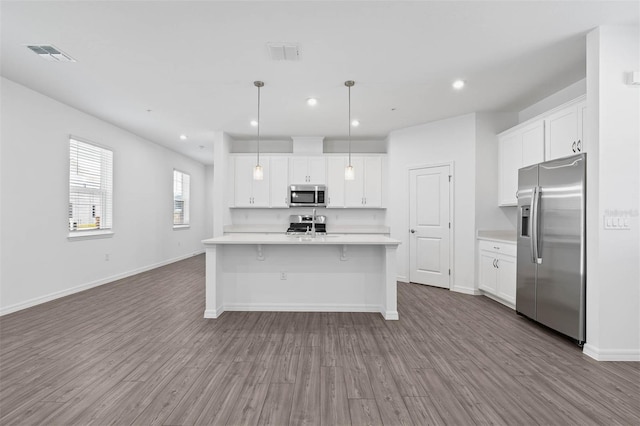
xmin=1 ymin=254 xmax=638 ymax=425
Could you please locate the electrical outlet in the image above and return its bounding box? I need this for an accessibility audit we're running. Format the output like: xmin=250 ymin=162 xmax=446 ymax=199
xmin=280 ymin=272 xmax=287 ymax=280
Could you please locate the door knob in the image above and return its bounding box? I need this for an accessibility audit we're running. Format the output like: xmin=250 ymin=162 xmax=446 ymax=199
xmin=410 ymin=229 xmax=416 ymax=233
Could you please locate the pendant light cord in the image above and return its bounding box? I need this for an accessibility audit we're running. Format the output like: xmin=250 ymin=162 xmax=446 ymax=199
xmin=348 ymin=83 xmax=351 ymax=167
xmin=257 ymin=83 xmax=261 ymax=166
xmin=345 ymin=80 xmax=354 ymax=167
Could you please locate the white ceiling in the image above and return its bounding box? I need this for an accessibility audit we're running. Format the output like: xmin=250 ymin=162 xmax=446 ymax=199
xmin=2 ymin=1 xmax=638 ymax=164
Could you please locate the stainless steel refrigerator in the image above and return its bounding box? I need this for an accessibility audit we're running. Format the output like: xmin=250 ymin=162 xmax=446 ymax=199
xmin=516 ymin=153 xmax=586 ymax=345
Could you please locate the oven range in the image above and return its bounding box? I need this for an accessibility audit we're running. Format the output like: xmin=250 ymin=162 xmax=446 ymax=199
xmin=286 ymin=214 xmax=326 ymax=235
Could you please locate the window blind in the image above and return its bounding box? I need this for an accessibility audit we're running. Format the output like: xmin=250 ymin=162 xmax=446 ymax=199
xmin=173 ymin=170 xmax=190 ymax=226
xmin=69 ymin=138 xmax=113 ymax=232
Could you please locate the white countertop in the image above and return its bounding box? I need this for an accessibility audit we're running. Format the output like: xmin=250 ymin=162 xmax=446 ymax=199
xmin=477 ymin=229 xmax=517 ymax=243
xmin=203 ymin=233 xmax=401 ymax=246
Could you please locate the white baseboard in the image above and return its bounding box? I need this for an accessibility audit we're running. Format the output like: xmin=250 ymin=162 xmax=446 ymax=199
xmin=204 ymin=307 xmax=223 ymax=319
xmin=0 ymin=251 xmax=204 ymax=316
xmin=222 ymin=303 xmax=383 ymax=314
xmin=583 ymin=344 xmax=640 ymax=361
xmin=396 ymin=275 xmax=408 ymax=284
xmin=451 ymin=285 xmax=482 ymax=296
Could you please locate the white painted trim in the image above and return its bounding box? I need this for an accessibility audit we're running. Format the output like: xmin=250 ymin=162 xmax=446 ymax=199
xmin=479 ymin=290 xmax=515 ymax=309
xmin=222 ymin=303 xmax=383 ymax=313
xmin=583 ymin=344 xmax=640 ymax=362
xmin=451 ymin=285 xmax=482 ymax=296
xmin=204 ymin=307 xmax=223 ymax=319
xmin=0 ymin=251 xmax=204 ymax=316
xmin=396 ymin=275 xmax=408 ymax=283
xmin=384 ymin=311 xmax=399 ymax=320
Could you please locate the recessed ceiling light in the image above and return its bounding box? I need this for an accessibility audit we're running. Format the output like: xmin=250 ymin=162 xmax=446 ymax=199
xmin=351 ymin=120 xmax=360 ymax=127
xmin=250 ymin=120 xmax=258 ymax=127
xmin=306 ymin=98 xmax=318 ymax=106
xmin=179 ymin=134 xmax=187 ymax=140
xmin=452 ymin=79 xmax=465 ymax=90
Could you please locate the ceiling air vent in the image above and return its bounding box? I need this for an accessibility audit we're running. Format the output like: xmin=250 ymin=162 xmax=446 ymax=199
xmin=267 ymin=42 xmax=300 ymax=61
xmin=27 ymin=45 xmax=76 ymax=62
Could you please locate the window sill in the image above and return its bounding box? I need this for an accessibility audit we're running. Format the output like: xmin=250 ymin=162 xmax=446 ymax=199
xmin=173 ymin=225 xmax=190 ymax=230
xmin=68 ymin=230 xmax=114 ymax=241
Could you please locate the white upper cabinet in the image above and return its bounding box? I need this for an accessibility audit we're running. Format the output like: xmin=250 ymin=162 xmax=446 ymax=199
xmin=497 ymin=96 xmax=585 ymax=206
xmin=498 ymin=120 xmax=544 ymax=206
xmin=345 ymin=156 xmax=383 ymax=208
xmin=270 ymin=156 xmax=290 ymax=208
xmin=234 ymin=156 xmax=270 ymax=207
xmin=230 ymin=153 xmax=385 ymax=209
xmin=232 ymin=155 xmax=288 ymax=208
xmin=326 ymin=157 xmax=346 ymax=208
xmin=290 ymin=157 xmax=326 ymax=184
xmin=544 ymin=98 xmax=586 ymax=161
xmin=521 ymin=121 xmax=545 ymax=167
xmin=498 ymin=132 xmax=522 ymax=206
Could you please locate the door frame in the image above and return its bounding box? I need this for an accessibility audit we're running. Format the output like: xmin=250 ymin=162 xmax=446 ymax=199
xmin=407 ymin=161 xmax=455 ymax=289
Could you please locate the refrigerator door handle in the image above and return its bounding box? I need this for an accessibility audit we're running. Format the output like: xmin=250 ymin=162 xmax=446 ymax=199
xmin=531 ymin=185 xmax=542 ymax=264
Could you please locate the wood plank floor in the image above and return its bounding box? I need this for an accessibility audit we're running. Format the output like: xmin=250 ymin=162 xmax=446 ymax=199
xmin=1 ymin=254 xmax=638 ymax=425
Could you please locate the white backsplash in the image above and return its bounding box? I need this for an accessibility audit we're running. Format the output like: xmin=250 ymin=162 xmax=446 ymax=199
xmin=230 ymin=208 xmax=387 ymax=227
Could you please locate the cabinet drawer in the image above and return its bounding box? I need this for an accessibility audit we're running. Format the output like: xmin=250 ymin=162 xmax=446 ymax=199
xmin=479 ymin=240 xmax=516 ymax=257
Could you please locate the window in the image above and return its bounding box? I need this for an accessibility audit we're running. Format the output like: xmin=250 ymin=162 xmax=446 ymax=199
xmin=173 ymin=170 xmax=190 ymax=227
xmin=69 ymin=137 xmax=113 ymax=233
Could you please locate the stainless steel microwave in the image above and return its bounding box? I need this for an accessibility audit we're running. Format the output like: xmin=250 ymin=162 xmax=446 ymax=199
xmin=288 ymin=184 xmax=327 ymax=207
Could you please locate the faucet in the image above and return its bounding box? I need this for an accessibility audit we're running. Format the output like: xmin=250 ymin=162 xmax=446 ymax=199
xmin=311 ymin=208 xmax=317 ymax=238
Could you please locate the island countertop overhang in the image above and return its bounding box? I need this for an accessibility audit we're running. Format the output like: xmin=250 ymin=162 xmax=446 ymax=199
xmin=202 ymin=233 xmax=401 ymax=246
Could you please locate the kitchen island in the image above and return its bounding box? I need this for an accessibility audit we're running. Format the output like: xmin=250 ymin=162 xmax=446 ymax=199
xmin=202 ymin=234 xmax=401 ymax=320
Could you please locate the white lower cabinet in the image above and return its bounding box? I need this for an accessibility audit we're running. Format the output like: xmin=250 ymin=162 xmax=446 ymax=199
xmin=478 ymin=240 xmax=516 ymax=308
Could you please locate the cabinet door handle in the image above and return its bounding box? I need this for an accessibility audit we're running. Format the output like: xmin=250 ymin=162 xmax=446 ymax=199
xmin=577 ymin=140 xmax=582 ymax=152
xmin=493 ymin=246 xmax=500 ymax=250
xmin=410 ymin=229 xmax=416 ymax=233
xmin=572 ymin=141 xmax=577 ymax=153
xmin=495 ymin=259 xmax=499 ymax=269
xmin=493 ymin=259 xmax=497 ymax=268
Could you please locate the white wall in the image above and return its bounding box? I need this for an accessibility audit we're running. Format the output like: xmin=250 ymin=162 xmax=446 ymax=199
xmin=0 ymin=78 xmax=207 ymax=315
xmin=212 ymin=131 xmax=233 ymax=237
xmin=584 ymin=26 xmax=640 ymax=361
xmin=519 ymin=78 xmax=587 ymax=122
xmin=388 ymin=114 xmax=477 ymax=292
xmin=205 ymin=165 xmax=214 ymax=238
xmin=475 ymin=112 xmax=519 ymax=231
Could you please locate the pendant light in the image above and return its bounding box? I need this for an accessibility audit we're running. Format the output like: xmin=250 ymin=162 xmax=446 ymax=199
xmin=344 ymin=80 xmax=355 ymax=180
xmin=253 ymin=80 xmax=264 ymax=180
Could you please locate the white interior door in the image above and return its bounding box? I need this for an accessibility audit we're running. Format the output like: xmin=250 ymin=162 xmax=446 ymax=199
xmin=409 ymin=165 xmax=451 ymax=288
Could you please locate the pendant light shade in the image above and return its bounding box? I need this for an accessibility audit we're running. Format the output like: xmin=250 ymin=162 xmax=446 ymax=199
xmin=253 ymin=81 xmax=264 ymax=180
xmin=344 ymin=80 xmax=355 ymax=180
